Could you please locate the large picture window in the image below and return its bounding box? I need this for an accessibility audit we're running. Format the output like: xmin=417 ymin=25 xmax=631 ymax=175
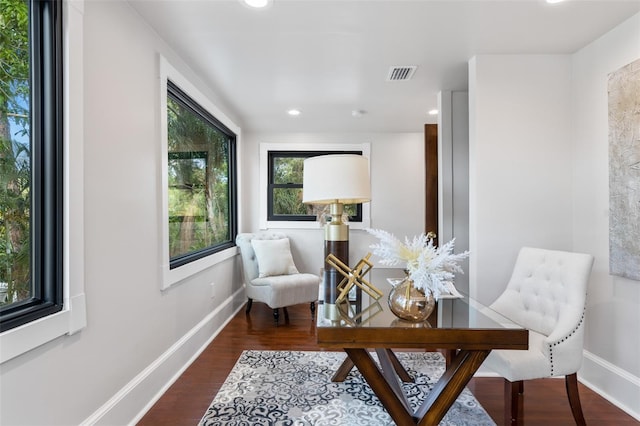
xmin=267 ymin=151 xmax=363 ymax=222
xmin=166 ymin=81 xmax=237 ymax=270
xmin=0 ymin=0 xmax=64 ymax=332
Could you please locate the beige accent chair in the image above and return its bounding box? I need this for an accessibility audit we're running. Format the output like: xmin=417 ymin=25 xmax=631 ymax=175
xmin=483 ymin=247 xmax=594 ymax=425
xmin=236 ymin=232 xmax=319 ymax=324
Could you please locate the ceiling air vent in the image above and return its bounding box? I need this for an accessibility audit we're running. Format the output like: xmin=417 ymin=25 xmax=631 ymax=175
xmin=387 ymin=66 xmax=417 ymax=81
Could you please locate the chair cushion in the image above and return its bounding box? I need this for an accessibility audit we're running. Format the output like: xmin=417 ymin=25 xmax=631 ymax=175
xmin=251 ymin=238 xmax=299 ymax=278
xmin=484 ymin=329 xmax=551 ymax=381
xmin=250 ymin=273 xmax=320 ymax=308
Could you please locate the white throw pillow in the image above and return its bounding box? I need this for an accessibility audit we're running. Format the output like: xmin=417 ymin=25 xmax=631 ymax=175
xmin=251 ymin=238 xmax=299 ymax=278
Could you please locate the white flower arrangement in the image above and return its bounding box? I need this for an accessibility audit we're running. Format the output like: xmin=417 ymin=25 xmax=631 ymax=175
xmin=366 ymin=228 xmax=470 ymax=299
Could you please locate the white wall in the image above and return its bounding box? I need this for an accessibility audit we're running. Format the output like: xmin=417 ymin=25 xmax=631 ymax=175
xmin=571 ymin=12 xmax=640 ymax=417
xmin=240 ymin=132 xmax=426 ymax=275
xmin=0 ymin=2 xmax=246 ymax=425
xmin=468 ymin=54 xmax=573 ymax=305
xmin=469 ymin=13 xmax=640 ymax=418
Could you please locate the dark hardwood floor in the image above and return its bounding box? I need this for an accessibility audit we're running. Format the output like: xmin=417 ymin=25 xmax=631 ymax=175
xmin=138 ymin=303 xmax=638 ymax=425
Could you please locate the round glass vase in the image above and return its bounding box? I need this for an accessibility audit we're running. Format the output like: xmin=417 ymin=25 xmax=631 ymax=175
xmin=387 ymin=272 xmax=435 ymax=322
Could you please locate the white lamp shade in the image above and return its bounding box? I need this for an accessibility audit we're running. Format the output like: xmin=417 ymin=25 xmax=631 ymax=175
xmin=302 ymin=154 xmax=371 ymax=204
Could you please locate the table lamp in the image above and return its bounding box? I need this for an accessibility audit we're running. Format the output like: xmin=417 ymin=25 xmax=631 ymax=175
xmin=302 ymin=154 xmax=371 ymax=306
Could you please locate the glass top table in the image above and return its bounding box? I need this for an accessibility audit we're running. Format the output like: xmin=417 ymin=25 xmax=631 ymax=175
xmin=315 ymin=268 xmax=528 ymax=426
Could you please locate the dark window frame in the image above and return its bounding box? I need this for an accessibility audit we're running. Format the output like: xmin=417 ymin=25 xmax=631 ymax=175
xmin=0 ymin=0 xmax=64 ymax=332
xmin=166 ymin=81 xmax=237 ymax=270
xmin=267 ymin=150 xmax=363 ymax=222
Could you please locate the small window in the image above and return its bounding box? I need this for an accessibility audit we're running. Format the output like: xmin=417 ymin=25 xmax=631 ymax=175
xmin=166 ymin=81 xmax=237 ymax=270
xmin=267 ymin=151 xmax=363 ymax=222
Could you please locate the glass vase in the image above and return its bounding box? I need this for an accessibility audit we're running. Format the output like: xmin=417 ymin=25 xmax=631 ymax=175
xmin=388 ymin=271 xmax=435 ymax=322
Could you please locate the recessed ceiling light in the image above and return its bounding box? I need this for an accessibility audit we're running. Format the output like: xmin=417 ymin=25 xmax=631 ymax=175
xmin=428 ymin=109 xmax=438 ymax=115
xmin=287 ymin=109 xmax=301 ymax=116
xmin=546 ymin=0 xmax=565 ymax=3
xmin=242 ymin=0 xmax=272 ymax=8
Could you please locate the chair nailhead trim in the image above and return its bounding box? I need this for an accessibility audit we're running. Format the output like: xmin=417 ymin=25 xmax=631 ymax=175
xmin=549 ymin=307 xmax=585 ymax=376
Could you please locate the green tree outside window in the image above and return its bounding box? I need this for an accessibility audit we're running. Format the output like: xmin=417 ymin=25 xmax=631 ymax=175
xmin=0 ymin=0 xmax=30 ymax=306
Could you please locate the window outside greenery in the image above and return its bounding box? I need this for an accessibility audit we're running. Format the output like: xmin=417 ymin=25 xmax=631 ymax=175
xmin=1 ymin=0 xmax=64 ymax=331
xmin=268 ymin=151 xmax=362 ymax=222
xmin=167 ymin=82 xmax=236 ymax=269
xmin=1 ymin=0 xmax=29 ymax=308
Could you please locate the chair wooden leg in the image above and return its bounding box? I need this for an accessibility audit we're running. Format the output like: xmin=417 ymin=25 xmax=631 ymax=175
xmin=245 ymin=298 xmax=253 ymax=314
xmin=273 ymin=308 xmax=279 ymax=325
xmin=504 ymin=379 xmax=524 ymax=426
xmin=565 ymin=373 xmax=586 ymax=425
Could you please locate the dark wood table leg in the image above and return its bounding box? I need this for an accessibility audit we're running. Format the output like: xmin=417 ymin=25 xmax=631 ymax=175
xmin=442 ymin=349 xmax=456 ymax=368
xmin=415 ymin=349 xmax=491 ymax=425
xmin=376 ymin=349 xmax=412 ymax=410
xmin=336 ymin=348 xmax=492 ymax=426
xmin=345 ymin=348 xmax=415 ymax=426
xmin=386 ymin=349 xmax=414 ymax=382
xmin=333 ymin=348 xmax=414 ymax=383
xmin=331 ymin=356 xmax=355 ymax=382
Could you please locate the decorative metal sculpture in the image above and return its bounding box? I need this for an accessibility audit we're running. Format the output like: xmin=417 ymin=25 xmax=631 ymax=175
xmin=325 ymin=252 xmax=383 ymax=303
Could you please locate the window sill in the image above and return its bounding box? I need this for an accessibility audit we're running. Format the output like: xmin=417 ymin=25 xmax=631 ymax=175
xmin=161 ymin=246 xmax=238 ymax=290
xmin=0 ymin=293 xmax=86 ymax=364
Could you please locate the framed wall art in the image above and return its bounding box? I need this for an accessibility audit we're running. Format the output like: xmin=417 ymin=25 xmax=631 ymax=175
xmin=608 ymin=58 xmax=640 ymax=280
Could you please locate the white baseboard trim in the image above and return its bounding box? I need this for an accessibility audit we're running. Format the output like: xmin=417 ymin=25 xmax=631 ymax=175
xmin=579 ymin=350 xmax=640 ymax=421
xmin=80 ymin=287 xmax=246 ymax=426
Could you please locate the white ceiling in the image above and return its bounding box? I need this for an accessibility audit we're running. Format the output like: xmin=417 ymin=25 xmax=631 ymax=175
xmin=128 ymin=0 xmax=640 ymax=133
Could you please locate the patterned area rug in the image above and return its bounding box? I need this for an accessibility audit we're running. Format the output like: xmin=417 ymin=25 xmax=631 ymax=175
xmin=199 ymin=350 xmax=495 ymax=425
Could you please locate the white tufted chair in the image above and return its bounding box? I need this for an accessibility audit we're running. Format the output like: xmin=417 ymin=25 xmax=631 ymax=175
xmin=483 ymin=247 xmax=594 ymax=425
xmin=236 ymin=232 xmax=320 ymax=324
